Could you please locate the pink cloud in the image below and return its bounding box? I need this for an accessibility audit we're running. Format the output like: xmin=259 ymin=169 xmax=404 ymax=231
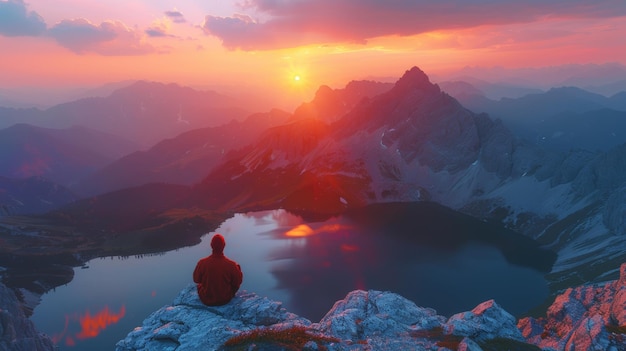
xmin=48 ymin=18 xmax=156 ymax=55
xmin=165 ymin=9 xmax=186 ymax=24
xmin=202 ymin=0 xmax=626 ymax=50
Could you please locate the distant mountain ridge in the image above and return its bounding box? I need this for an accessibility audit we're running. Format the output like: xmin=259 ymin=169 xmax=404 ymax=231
xmin=0 ymin=176 xmax=77 ymax=215
xmin=444 ymin=83 xmax=626 ymax=152
xmin=0 ymin=81 xmax=251 ymax=147
xmin=74 ymin=80 xmax=395 ymax=197
xmin=73 ymin=109 xmax=291 ymax=196
xmin=0 ymin=124 xmax=138 ymax=187
xmin=450 ymin=62 xmax=626 ymax=95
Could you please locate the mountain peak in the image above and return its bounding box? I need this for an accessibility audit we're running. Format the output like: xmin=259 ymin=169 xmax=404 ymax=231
xmin=391 ymin=66 xmax=439 ymax=95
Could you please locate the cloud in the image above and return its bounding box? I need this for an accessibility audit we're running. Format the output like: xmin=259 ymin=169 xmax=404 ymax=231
xmin=202 ymin=0 xmax=626 ymax=50
xmin=165 ymin=9 xmax=186 ymax=24
xmin=49 ymin=18 xmax=156 ymax=55
xmin=145 ymin=18 xmax=171 ymax=38
xmin=0 ymin=0 xmax=46 ymax=36
xmin=145 ymin=26 xmax=167 ymax=37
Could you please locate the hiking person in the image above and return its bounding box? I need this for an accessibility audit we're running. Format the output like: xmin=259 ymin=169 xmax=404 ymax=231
xmin=193 ymin=234 xmax=243 ymax=306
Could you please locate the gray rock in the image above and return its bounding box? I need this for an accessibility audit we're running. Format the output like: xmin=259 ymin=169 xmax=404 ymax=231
xmin=519 ymin=262 xmax=626 ymax=351
xmin=0 ymin=282 xmax=54 ymax=351
xmin=118 ymin=286 xmax=545 ymax=351
xmin=115 ymin=285 xmax=310 ymax=351
xmin=445 ymin=299 xmax=524 ymax=343
xmin=603 ymin=184 xmax=626 ymax=235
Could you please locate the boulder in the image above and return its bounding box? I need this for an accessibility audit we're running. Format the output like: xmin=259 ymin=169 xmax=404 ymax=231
xmin=445 ymin=299 xmax=524 ymax=343
xmin=519 ymin=262 xmax=626 ymax=351
xmin=117 ymin=286 xmax=539 ymax=351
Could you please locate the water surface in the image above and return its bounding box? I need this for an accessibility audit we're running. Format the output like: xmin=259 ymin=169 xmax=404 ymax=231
xmin=31 ymin=202 xmax=552 ymax=350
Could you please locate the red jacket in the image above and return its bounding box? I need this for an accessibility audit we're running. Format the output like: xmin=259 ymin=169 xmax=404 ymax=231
xmin=193 ymin=253 xmax=243 ymax=306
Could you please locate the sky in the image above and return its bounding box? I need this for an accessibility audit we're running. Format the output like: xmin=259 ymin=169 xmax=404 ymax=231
xmin=1 ymin=0 xmax=626 ymax=108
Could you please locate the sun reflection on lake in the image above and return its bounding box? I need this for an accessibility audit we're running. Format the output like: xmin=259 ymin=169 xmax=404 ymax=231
xmin=51 ymin=305 xmax=126 ymax=347
xmin=285 ymin=224 xmax=314 ymax=237
xmin=284 ymin=223 xmax=351 ymax=237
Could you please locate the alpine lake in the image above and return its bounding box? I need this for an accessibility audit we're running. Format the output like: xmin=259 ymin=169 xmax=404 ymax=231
xmin=30 ymin=202 xmax=555 ymax=350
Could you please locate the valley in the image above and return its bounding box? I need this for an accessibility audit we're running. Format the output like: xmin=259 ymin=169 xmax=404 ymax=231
xmin=1 ymin=64 xmax=626 ymax=350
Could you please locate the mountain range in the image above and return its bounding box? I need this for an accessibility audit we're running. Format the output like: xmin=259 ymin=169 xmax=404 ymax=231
xmin=442 ymin=82 xmax=626 ymax=152
xmin=0 ymin=81 xmax=251 ymax=147
xmin=1 ymin=66 xmax=625 ymax=296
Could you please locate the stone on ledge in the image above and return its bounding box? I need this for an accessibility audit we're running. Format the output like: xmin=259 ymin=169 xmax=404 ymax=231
xmin=116 ymin=285 xmax=529 ymax=351
xmin=117 ymin=263 xmax=626 ymax=351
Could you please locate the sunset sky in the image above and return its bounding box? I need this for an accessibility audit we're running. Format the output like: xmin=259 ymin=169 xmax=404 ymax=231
xmin=1 ymin=0 xmax=626 ymax=108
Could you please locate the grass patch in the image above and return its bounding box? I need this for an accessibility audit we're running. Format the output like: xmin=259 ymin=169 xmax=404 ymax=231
xmin=606 ymin=324 xmax=626 ymax=334
xmin=409 ymin=327 xmax=463 ymax=349
xmin=222 ymin=326 xmax=339 ymax=351
xmin=410 ymin=327 xmax=541 ymax=350
xmin=479 ymin=338 xmax=542 ymax=351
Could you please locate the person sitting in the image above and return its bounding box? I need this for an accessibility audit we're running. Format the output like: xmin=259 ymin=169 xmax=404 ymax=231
xmin=193 ymin=234 xmax=243 ymax=306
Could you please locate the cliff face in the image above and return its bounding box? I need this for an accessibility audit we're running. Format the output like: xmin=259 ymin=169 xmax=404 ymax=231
xmin=519 ymin=263 xmax=626 ymax=350
xmin=116 ymin=285 xmax=526 ymax=351
xmin=0 ymin=282 xmax=54 ymax=351
xmin=114 ymin=263 xmax=626 ymax=351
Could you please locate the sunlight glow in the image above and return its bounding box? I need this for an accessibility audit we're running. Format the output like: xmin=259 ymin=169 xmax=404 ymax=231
xmin=284 ymin=223 xmax=352 ymax=238
xmin=285 ymin=224 xmax=314 ymax=237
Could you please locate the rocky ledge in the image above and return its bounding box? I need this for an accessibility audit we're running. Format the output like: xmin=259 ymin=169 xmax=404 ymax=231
xmin=117 ymin=264 xmax=626 ymax=351
xmin=0 ymin=282 xmax=54 ymax=351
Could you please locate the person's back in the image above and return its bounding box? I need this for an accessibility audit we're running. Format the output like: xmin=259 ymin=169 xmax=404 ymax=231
xmin=193 ymin=234 xmax=243 ymax=306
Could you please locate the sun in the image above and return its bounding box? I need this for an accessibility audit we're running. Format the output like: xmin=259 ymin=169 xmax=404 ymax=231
xmin=293 ymin=74 xmax=301 ymax=82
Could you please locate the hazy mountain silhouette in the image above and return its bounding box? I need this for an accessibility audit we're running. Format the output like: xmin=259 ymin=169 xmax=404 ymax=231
xmin=446 ymin=85 xmax=626 ymax=151
xmin=439 ymin=78 xmax=543 ymax=100
xmin=0 ymin=81 xmax=251 ymax=147
xmin=0 ymin=124 xmax=138 ymax=187
xmin=451 ymin=62 xmax=626 ymax=93
xmin=293 ymin=80 xmax=394 ymax=123
xmin=73 ymin=109 xmax=291 ymax=196
xmin=0 ymin=176 xmax=77 ymax=215
xmin=72 ymin=80 xmax=394 ymax=197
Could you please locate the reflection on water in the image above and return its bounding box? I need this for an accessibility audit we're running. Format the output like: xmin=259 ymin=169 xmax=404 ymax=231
xmin=52 ymin=305 xmax=126 ymax=347
xmin=31 ymin=202 xmax=554 ymax=350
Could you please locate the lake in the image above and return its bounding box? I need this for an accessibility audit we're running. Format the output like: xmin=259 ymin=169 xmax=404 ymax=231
xmin=30 ymin=202 xmax=554 ymax=351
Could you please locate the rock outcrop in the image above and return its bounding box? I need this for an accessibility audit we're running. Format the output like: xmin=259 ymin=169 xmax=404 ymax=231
xmin=0 ymin=282 xmax=54 ymax=351
xmin=118 ymin=263 xmax=626 ymax=351
xmin=116 ymin=286 xmax=531 ymax=351
xmin=519 ymin=263 xmax=626 ymax=351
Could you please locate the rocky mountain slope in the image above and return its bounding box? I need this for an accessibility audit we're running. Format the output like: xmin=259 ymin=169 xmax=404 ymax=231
xmin=116 ymin=263 xmax=626 ymax=351
xmin=72 ymin=109 xmax=291 ymax=196
xmin=192 ymin=67 xmax=626 ymax=291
